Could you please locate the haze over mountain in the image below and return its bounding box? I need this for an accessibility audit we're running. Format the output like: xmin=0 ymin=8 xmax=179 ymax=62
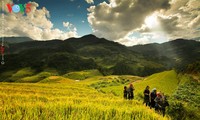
xmin=1 ymin=35 xmax=200 ymax=76
xmin=2 ymin=37 xmax=33 ymax=44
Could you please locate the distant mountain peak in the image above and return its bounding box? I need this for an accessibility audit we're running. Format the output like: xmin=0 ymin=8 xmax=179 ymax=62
xmin=3 ymin=37 xmax=33 ymax=44
xmin=81 ymin=34 xmax=98 ymax=39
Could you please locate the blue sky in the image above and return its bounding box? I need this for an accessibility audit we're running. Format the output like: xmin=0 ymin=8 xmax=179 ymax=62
xmin=1 ymin=0 xmax=200 ymax=46
xmin=12 ymin=0 xmax=108 ymax=36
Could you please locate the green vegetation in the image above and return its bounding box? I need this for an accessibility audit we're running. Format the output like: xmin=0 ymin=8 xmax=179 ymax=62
xmin=0 ymin=68 xmax=58 ymax=83
xmin=1 ymin=36 xmax=200 ymax=119
xmin=134 ymin=70 xmax=179 ymax=97
xmin=168 ymin=74 xmax=200 ymax=120
xmin=97 ymin=70 xmax=178 ymax=99
xmin=0 ymin=82 xmax=169 ymax=120
xmin=0 ymin=68 xmax=35 ymax=82
xmin=176 ymin=61 xmax=200 ymax=74
xmin=0 ymin=68 xmax=199 ymax=120
xmin=39 ymin=76 xmax=75 ymax=83
xmin=89 ymin=70 xmax=200 ymax=120
xmin=20 ymin=72 xmax=55 ymax=83
xmin=4 ymin=36 xmax=200 ymax=77
xmin=63 ymin=69 xmax=102 ymax=80
xmin=0 ymin=70 xmax=17 ymax=82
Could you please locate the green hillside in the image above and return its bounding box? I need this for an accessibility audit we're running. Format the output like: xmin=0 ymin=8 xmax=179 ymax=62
xmin=0 ymin=68 xmax=199 ymax=119
xmin=129 ymin=39 xmax=200 ymax=70
xmin=96 ymin=70 xmax=178 ymax=98
xmin=63 ymin=69 xmax=102 ymax=80
xmin=1 ymin=36 xmax=200 ymax=120
xmin=168 ymin=74 xmax=200 ymax=120
xmin=0 ymin=82 xmax=169 ymax=120
xmin=134 ymin=70 xmax=179 ymax=96
xmin=3 ymin=35 xmax=199 ymax=77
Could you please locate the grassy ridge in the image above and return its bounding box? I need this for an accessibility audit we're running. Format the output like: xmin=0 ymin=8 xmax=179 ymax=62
xmin=0 ymin=69 xmax=102 ymax=83
xmin=0 ymin=82 xmax=169 ymax=120
xmin=63 ymin=69 xmax=102 ymax=80
xmin=0 ymin=69 xmax=191 ymax=120
xmin=134 ymin=70 xmax=179 ymax=97
xmin=97 ymin=70 xmax=178 ymax=99
xmin=0 ymin=68 xmax=35 ymax=82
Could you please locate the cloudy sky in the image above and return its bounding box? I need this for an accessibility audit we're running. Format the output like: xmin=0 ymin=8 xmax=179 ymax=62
xmin=0 ymin=0 xmax=200 ymax=46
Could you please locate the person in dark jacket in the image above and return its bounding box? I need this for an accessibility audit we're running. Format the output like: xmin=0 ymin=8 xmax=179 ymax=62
xmin=161 ymin=94 xmax=169 ymax=117
xmin=123 ymin=86 xmax=128 ymax=99
xmin=154 ymin=92 xmax=163 ymax=111
xmin=150 ymin=88 xmax=157 ymax=108
xmin=154 ymin=92 xmax=169 ymax=116
xmin=143 ymin=86 xmax=150 ymax=106
xmin=128 ymin=83 xmax=135 ymax=100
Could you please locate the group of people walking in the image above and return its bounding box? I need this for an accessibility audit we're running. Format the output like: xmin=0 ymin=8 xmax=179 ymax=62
xmin=143 ymin=86 xmax=169 ymax=116
xmin=123 ymin=83 xmax=135 ymax=100
xmin=123 ymin=84 xmax=169 ymax=116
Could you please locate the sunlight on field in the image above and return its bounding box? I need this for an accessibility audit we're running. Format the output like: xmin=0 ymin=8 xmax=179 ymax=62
xmin=0 ymin=81 xmax=170 ymax=120
xmin=98 ymin=70 xmax=178 ymax=99
xmin=134 ymin=70 xmax=179 ymax=97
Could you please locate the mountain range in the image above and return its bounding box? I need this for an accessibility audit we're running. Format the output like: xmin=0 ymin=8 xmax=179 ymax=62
xmin=1 ymin=35 xmax=200 ymax=76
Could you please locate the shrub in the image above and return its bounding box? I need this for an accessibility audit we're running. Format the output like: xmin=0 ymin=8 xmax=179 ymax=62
xmin=167 ymin=101 xmax=186 ymax=120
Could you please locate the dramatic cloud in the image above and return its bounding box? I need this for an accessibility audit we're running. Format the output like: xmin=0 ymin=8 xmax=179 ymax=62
xmin=161 ymin=0 xmax=200 ymax=40
xmin=85 ymin=0 xmax=94 ymax=4
xmin=158 ymin=15 xmax=181 ymax=34
xmin=1 ymin=0 xmax=199 ymax=46
xmin=88 ymin=0 xmax=200 ymax=46
xmin=88 ymin=0 xmax=170 ymax=40
xmin=117 ymin=35 xmax=150 ymax=46
xmin=0 ymin=1 xmax=78 ymax=40
xmin=188 ymin=15 xmax=200 ymax=28
xmin=117 ymin=31 xmax=169 ymax=46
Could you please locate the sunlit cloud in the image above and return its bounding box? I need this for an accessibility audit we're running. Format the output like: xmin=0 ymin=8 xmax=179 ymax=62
xmin=85 ymin=0 xmax=94 ymax=4
xmin=0 ymin=1 xmax=78 ymax=40
xmin=145 ymin=13 xmax=160 ymax=30
xmin=87 ymin=0 xmax=200 ymax=46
